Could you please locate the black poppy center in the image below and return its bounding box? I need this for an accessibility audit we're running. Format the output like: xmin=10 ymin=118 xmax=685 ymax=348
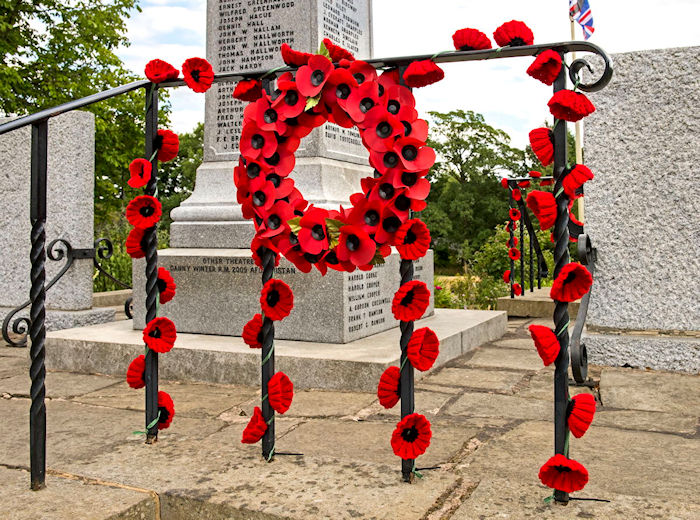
xmin=266 ymin=152 xmax=281 ymax=166
xmin=247 ymin=162 xmax=261 ymax=178
xmin=325 ymin=250 xmax=339 ymax=265
xmin=336 ymin=84 xmax=351 ymax=100
xmin=267 ymin=214 xmax=281 ymax=229
xmin=140 ymin=205 xmax=155 ymax=217
xmin=360 ymin=97 xmax=374 ymax=113
xmin=289 ymin=232 xmax=299 ymax=246
xmin=373 ymin=169 xmax=382 ymax=179
xmin=401 ymin=426 xmax=419 ymax=442
xmin=287 ymin=116 xmax=299 ymax=127
xmin=405 ymin=228 xmax=417 ymax=245
xmin=378 ymin=183 xmax=395 ymax=200
xmin=459 ymin=45 xmax=475 ymax=51
xmin=253 ymin=191 xmax=267 ymax=207
xmin=395 ymin=194 xmax=411 ymax=211
xmin=191 ymin=70 xmax=200 ymax=82
xmin=554 ymin=465 xmax=572 ymax=473
xmin=401 ymin=171 xmax=417 ymax=186
xmin=158 ymin=406 xmax=170 ymax=424
xmin=311 ymin=224 xmax=326 ymax=241
xmin=285 ymin=90 xmax=299 ymax=105
xmin=267 ymin=173 xmax=281 ymax=187
xmin=402 ymin=121 xmax=413 ymax=136
xmin=251 ymin=134 xmax=265 ymax=150
xmin=149 ymin=327 xmax=162 ymax=339
xmin=510 ymin=37 xmax=527 ymax=47
xmin=382 ymin=216 xmax=401 ymax=233
xmin=402 ymin=145 xmax=418 ymax=161
xmin=346 ymin=234 xmax=361 ymax=252
xmin=266 ymin=289 xmax=280 ymax=307
xmin=383 ymin=152 xmax=399 ymax=168
xmin=353 ymin=72 xmax=365 ymax=84
xmin=377 ymin=83 xmax=385 ymax=97
xmin=564 ymin=271 xmax=577 ymax=285
xmin=364 ymin=210 xmax=380 ymax=226
xmin=311 ymin=70 xmax=325 ymax=86
xmin=400 ymin=290 xmax=415 ymax=307
xmin=157 ymin=278 xmax=167 ymax=292
xmin=387 ymin=100 xmax=400 ymax=115
xmin=376 ymin=121 xmax=392 ymax=138
xmin=304 ymin=252 xmax=324 ymax=263
xmin=256 ymin=330 xmax=264 ymax=344
xmin=263 ymin=109 xmax=278 ymax=124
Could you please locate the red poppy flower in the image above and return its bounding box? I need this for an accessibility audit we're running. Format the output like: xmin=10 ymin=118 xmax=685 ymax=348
xmin=505 ymin=221 xmax=517 ymax=233
xmin=512 ymin=188 xmax=522 ymax=201
xmin=156 ymin=267 xmax=176 ymax=304
xmin=529 ymin=127 xmax=554 ymax=167
xmin=538 ymin=454 xmax=589 ymax=493
xmin=241 ymin=406 xmax=267 ymax=444
xmin=240 ymin=123 xmax=277 ymax=160
xmin=280 ymin=43 xmax=312 ymax=66
xmin=513 ymin=283 xmax=523 ymax=296
xmin=156 ymin=129 xmax=179 ymax=162
xmin=250 ymin=236 xmax=280 ymax=270
xmin=127 ymin=158 xmax=152 ymax=189
xmin=242 ymin=313 xmax=264 ymax=349
xmin=518 ymin=180 xmax=531 ymax=188
xmin=126 ymin=195 xmax=162 ymax=229
xmin=254 ymin=96 xmax=287 ymax=134
xmin=381 ymin=85 xmax=416 ymax=122
xmin=548 ymin=90 xmax=595 ymax=122
xmin=508 ymin=247 xmax=521 ymax=261
xmin=568 ymin=393 xmax=596 ymax=438
xmin=550 ymin=263 xmax=593 ymax=302
xmin=493 ymin=20 xmax=534 ymax=47
xmin=182 ymin=57 xmax=214 ymax=93
xmin=528 ymin=324 xmax=560 ymax=366
xmin=157 ymin=391 xmax=175 ymax=430
xmin=347 ymin=60 xmax=378 ymax=86
xmin=393 ymin=137 xmax=436 ymax=173
xmin=340 ymin=80 xmax=381 ymax=125
xmin=233 ymin=79 xmax=262 ymax=102
xmin=509 ymin=208 xmax=521 ymax=221
xmin=500 ymin=178 xmax=509 ymax=189
xmin=323 ymin=38 xmax=354 ymax=62
xmin=143 ymin=317 xmax=177 ymax=353
xmin=260 ymin=279 xmax=294 ymax=321
xmin=273 ymin=74 xmax=307 ymax=119
xmin=361 ymin=107 xmax=404 ymax=151
xmin=268 ymin=371 xmax=294 ymax=414
xmin=507 ymin=236 xmax=519 ymax=248
xmin=296 ymin=54 xmax=333 ymax=97
xmin=334 ymin=225 xmax=374 ymax=266
xmin=377 ymin=366 xmax=400 ymax=408
xmin=503 ymin=270 xmax=512 ymax=283
xmin=452 ymin=28 xmax=492 ymax=51
xmin=391 ymin=413 xmax=432 ymax=459
xmin=403 ymin=60 xmax=445 ymax=88
xmin=297 ymin=206 xmax=330 ymax=255
xmin=392 ymin=280 xmax=430 ymax=321
xmin=530 ymin=170 xmax=542 ymax=178
xmin=256 ymin=200 xmax=296 ymax=239
xmin=144 ymin=59 xmax=179 ymax=83
xmin=126 ymin=355 xmax=146 ymax=389
xmin=526 ymin=190 xmax=557 ymax=231
xmin=407 ymin=327 xmax=440 ymax=371
xmin=126 ymin=227 xmax=148 ymax=259
xmin=394 ymin=219 xmax=431 ymax=260
xmin=563 ymin=164 xmax=594 ymax=199
xmin=526 ymin=50 xmax=562 ymax=86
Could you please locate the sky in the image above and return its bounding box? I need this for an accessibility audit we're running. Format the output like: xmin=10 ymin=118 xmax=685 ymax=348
xmin=117 ymin=0 xmax=700 ymax=147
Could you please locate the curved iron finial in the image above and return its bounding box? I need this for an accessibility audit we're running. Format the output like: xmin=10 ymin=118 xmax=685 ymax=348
xmin=570 ymin=234 xmax=596 ymax=383
xmin=93 ymin=237 xmax=131 ymax=290
xmin=568 ymin=46 xmax=613 ymax=93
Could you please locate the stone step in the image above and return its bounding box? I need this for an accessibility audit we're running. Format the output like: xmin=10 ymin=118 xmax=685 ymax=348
xmin=496 ymin=287 xmax=580 ymax=318
xmin=45 ymin=309 xmax=506 ymax=392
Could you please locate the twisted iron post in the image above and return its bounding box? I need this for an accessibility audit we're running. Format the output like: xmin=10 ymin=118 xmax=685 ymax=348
xmin=260 ymin=247 xmax=276 ymax=461
xmin=399 ymin=258 xmax=415 ymax=482
xmin=508 ymin=189 xmax=515 ymax=298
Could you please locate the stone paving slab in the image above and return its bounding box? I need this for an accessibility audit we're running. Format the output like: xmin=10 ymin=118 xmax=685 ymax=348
xmin=461 ymin=346 xmax=545 ymax=372
xmin=514 ymin=370 xmax=594 ymax=401
xmin=0 ymin=371 xmax=121 ymax=398
xmin=283 ymin=389 xmax=377 ymax=418
xmin=421 ymin=367 xmax=526 ymax=392
xmin=594 ymin=409 xmax=698 ymax=435
xmin=445 ymin=392 xmax=551 ymax=421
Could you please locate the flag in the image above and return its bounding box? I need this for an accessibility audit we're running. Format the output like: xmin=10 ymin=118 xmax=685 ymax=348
xmin=569 ymin=0 xmax=595 ymax=39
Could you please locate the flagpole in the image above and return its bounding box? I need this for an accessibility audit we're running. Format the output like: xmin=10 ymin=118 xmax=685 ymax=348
xmin=570 ymin=14 xmax=585 ymax=223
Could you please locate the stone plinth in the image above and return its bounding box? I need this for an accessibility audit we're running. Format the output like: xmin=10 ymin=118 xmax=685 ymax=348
xmin=584 ymin=47 xmax=700 ymax=372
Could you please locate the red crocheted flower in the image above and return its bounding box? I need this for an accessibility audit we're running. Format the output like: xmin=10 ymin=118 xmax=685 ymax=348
xmin=493 ymin=20 xmax=534 ymax=47
xmin=157 ymin=391 xmax=175 ymax=430
xmin=526 ymin=50 xmax=562 ymax=86
xmin=377 ymin=366 xmax=400 ymax=409
xmin=563 ymin=164 xmax=594 ymax=199
xmin=568 ymin=393 xmax=596 ymax=438
xmin=509 ymin=208 xmax=521 ymax=221
xmin=403 ymin=60 xmax=444 ymax=88
xmin=280 ymin=43 xmax=313 ymax=66
xmin=394 ymin=219 xmax=431 ymax=260
xmin=513 ymin=283 xmax=522 ymax=296
xmin=242 ymin=313 xmax=263 ymax=349
xmin=452 ymin=28 xmax=492 ymax=51
xmin=391 ymin=413 xmax=432 ymax=459
xmin=392 ymin=280 xmax=430 ymax=321
xmin=126 ymin=355 xmax=146 ymax=389
xmin=528 ymin=324 xmax=560 ymax=366
xmin=126 ymin=195 xmax=162 ymax=229
xmin=144 ymin=59 xmax=179 ymax=83
xmin=143 ymin=317 xmax=177 ymax=353
xmin=182 ymin=57 xmax=214 ymax=93
xmin=550 ymin=263 xmax=592 ymax=302
xmin=538 ymin=454 xmax=589 ymax=493
xmin=297 ymin=54 xmax=333 ymax=97
xmin=260 ymin=279 xmax=294 ymax=321
xmin=127 ymin=158 xmax=152 ymax=189
xmin=156 ymin=129 xmax=179 ymax=162
xmin=233 ymin=79 xmax=262 ymax=102
xmin=126 ymin=227 xmax=148 ymax=259
xmin=407 ymin=327 xmax=440 ymax=371
xmin=503 ymin=270 xmax=512 ymax=283
xmin=548 ymin=90 xmax=595 ymax=122
xmin=526 ymin=190 xmax=557 ymax=231
xmin=512 ymin=188 xmax=522 ymax=201
xmin=268 ymin=371 xmax=294 ymax=414
xmin=336 ymin=225 xmax=376 ymax=266
xmin=241 ymin=406 xmax=267 ymax=444
xmin=323 ymin=38 xmax=354 ymax=62
xmin=508 ymin=247 xmax=521 ymax=261
xmin=529 ymin=127 xmax=554 ymax=167
xmin=157 ymin=267 xmax=176 ymax=304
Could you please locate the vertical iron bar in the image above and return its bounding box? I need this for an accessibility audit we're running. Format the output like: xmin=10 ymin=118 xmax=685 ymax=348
xmin=261 ymin=247 xmax=276 ymax=461
xmin=508 ymin=188 xmax=515 ymax=298
xmin=399 ymin=259 xmax=415 ymax=482
xmin=529 ymin=227 xmax=534 ymax=292
xmin=552 ymin=54 xmax=571 ymax=504
xmin=143 ymin=84 xmax=160 ymax=443
xmin=29 ymin=120 xmax=48 ymax=490
xmin=519 ymin=211 xmax=525 ymax=291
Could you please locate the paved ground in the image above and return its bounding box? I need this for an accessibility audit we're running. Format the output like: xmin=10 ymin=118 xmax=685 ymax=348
xmin=1 ymin=317 xmax=698 ymax=519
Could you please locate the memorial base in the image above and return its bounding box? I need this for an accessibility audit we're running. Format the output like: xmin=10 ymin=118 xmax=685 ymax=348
xmin=1 ymin=307 xmax=115 ymax=340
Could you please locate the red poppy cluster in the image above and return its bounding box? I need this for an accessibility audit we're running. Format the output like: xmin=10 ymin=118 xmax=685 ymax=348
xmin=144 ymin=57 xmax=214 ymax=93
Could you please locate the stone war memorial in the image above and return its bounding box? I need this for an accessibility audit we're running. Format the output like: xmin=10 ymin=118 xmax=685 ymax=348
xmin=1 ymin=1 xmax=699 ymax=519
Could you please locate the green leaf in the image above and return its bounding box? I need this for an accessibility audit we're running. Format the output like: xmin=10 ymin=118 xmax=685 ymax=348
xmin=325 ymin=218 xmax=345 ymax=249
xmin=318 ymin=40 xmax=330 ymax=59
xmin=370 ymin=248 xmax=386 ymax=266
xmin=288 ymin=217 xmax=302 ymax=234
xmin=305 ymin=95 xmax=321 ymax=111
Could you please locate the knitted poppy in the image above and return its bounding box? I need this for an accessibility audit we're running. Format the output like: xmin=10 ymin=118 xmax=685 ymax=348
xmin=260 ymin=279 xmax=294 ymax=321
xmin=128 ymin=158 xmax=152 ymax=189
xmin=548 ymin=90 xmax=595 ymax=122
xmin=377 ymin=366 xmax=400 ymax=408
xmin=493 ymin=20 xmax=534 ymax=47
xmin=509 ymin=208 xmax=521 ymax=221
xmin=143 ymin=317 xmax=177 ymax=353
xmin=323 ymin=38 xmax=354 ymax=62
xmin=233 ymin=79 xmax=262 ymax=102
xmin=296 ymin=54 xmax=333 ymax=97
xmin=500 ymin=178 xmax=509 ymax=189
xmin=403 ymin=60 xmax=445 ymax=88
xmin=126 ymin=355 xmax=146 ymax=389
xmin=452 ymin=28 xmax=492 ymax=51
xmin=156 ymin=129 xmax=179 ymax=162
xmin=567 ymin=393 xmax=596 ymax=438
xmin=241 ymin=406 xmax=267 ymax=444
xmin=526 ymin=50 xmax=562 ymax=86
xmin=157 ymin=267 xmax=176 ymax=304
xmin=550 ymin=263 xmax=593 ymax=302
xmin=529 ymin=127 xmax=554 ymax=167
xmin=157 ymin=391 xmax=175 ymax=430
xmin=394 ymin=219 xmax=431 ymax=260
xmin=242 ymin=313 xmax=264 ymax=349
xmin=336 ymin=225 xmax=376 ymax=266
xmin=126 ymin=195 xmax=162 ymax=229
xmin=518 ymin=180 xmax=531 ymax=188
xmin=538 ymin=454 xmax=589 ymax=493
xmin=182 ymin=57 xmax=214 ymax=93
xmin=392 ymin=280 xmax=430 ymax=322
xmin=268 ymin=371 xmax=294 ymax=414
xmin=512 ymin=188 xmax=522 ymax=201
xmin=503 ymin=270 xmax=512 ymax=283
xmin=513 ymin=283 xmax=522 ymax=296
xmin=280 ymin=43 xmax=312 ymax=66
xmin=530 ymin=170 xmax=542 ymax=178
xmin=508 ymin=247 xmax=521 ymax=261
xmin=391 ymin=413 xmax=432 ymax=459
xmin=528 ymin=324 xmax=560 ymax=366
xmin=407 ymin=327 xmax=440 ymax=371
xmin=126 ymin=227 xmax=148 ymax=259
xmin=144 ymin=59 xmax=179 ymax=83
xmin=562 ymin=164 xmax=594 ymax=199
xmin=526 ymin=190 xmax=557 ymax=231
